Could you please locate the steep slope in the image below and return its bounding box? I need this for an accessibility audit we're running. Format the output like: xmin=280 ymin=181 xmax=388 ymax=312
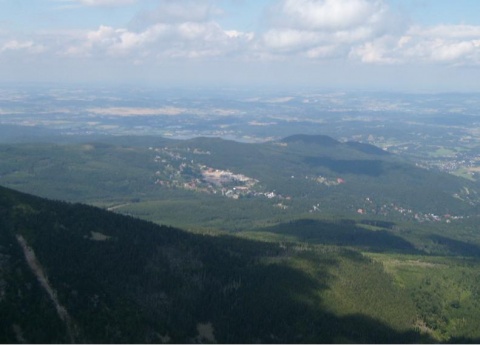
xmin=0 ymin=185 xmax=429 ymax=343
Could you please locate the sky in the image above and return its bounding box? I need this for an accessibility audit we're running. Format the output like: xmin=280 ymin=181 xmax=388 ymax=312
xmin=1 ymin=0 xmax=480 ymax=91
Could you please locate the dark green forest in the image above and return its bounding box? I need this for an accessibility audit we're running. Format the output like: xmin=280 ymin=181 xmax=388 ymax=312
xmin=1 ymin=184 xmax=480 ymax=343
xmin=1 ymin=134 xmax=480 ymax=343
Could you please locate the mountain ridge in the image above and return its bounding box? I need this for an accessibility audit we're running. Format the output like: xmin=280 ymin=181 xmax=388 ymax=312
xmin=280 ymin=134 xmax=340 ymax=146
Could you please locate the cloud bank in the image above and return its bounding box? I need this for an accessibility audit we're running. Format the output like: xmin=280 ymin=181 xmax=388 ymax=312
xmin=1 ymin=0 xmax=480 ymax=86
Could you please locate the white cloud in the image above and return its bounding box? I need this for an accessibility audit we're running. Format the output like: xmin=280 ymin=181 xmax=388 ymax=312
xmin=349 ymin=36 xmax=399 ymax=63
xmin=383 ymin=25 xmax=480 ymax=65
xmin=275 ymin=0 xmax=387 ymax=31
xmin=431 ymin=41 xmax=479 ymax=62
xmin=260 ymin=0 xmax=480 ymax=67
xmin=261 ymin=0 xmax=397 ymax=59
xmin=262 ymin=29 xmax=320 ymax=51
xmin=64 ymin=25 xmax=159 ymax=57
xmin=3 ymin=0 xmax=480 ymax=83
xmin=1 ymin=39 xmax=44 ymax=54
xmin=63 ymin=19 xmax=254 ymax=61
xmin=2 ymin=40 xmax=34 ymax=51
xmin=347 ymin=24 xmax=480 ymax=66
xmin=53 ymin=0 xmax=255 ymax=61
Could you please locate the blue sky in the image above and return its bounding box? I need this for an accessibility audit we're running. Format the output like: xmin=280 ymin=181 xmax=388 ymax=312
xmin=389 ymin=0 xmax=480 ymax=26
xmin=1 ymin=0 xmax=480 ymax=91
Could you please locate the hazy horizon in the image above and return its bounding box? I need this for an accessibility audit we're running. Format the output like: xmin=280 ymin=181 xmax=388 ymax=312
xmin=1 ymin=0 xmax=480 ymax=92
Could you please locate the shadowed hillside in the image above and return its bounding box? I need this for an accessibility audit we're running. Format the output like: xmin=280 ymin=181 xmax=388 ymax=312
xmin=0 ymin=185 xmax=434 ymax=343
xmin=281 ymin=134 xmax=340 ymax=146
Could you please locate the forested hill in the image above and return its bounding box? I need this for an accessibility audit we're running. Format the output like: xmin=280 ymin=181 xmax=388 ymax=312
xmin=280 ymin=134 xmax=389 ymax=155
xmin=280 ymin=134 xmax=341 ymax=146
xmin=1 ymin=134 xmax=479 ymax=229
xmin=0 ymin=184 xmax=433 ymax=343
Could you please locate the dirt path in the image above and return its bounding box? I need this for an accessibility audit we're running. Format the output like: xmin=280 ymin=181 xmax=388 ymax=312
xmin=107 ymin=203 xmax=131 ymax=211
xmin=16 ymin=234 xmax=77 ymax=343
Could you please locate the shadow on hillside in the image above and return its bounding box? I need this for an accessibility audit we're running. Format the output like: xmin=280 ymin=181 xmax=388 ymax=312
xmin=0 ymin=185 xmax=465 ymax=343
xmin=305 ymin=156 xmax=384 ymax=176
xmin=311 ymin=313 xmax=432 ymax=344
xmin=429 ymin=234 xmax=480 ymax=257
xmin=206 ymin=235 xmax=432 ymax=344
xmin=360 ymin=219 xmax=397 ymax=229
xmin=345 ymin=141 xmax=391 ymax=156
xmin=449 ymin=336 xmax=480 ymax=344
xmin=281 ymin=134 xmax=339 ymax=146
xmin=255 ymin=218 xmax=421 ymax=254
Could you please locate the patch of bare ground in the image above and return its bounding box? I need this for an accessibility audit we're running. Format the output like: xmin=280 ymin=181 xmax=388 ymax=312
xmin=88 ymin=231 xmax=111 ymax=241
xmin=16 ymin=234 xmax=77 ymax=343
xmin=12 ymin=324 xmax=26 ymax=343
xmin=388 ymin=259 xmax=446 ymax=268
xmin=196 ymin=322 xmax=216 ymax=343
xmin=414 ymin=318 xmax=437 ymax=339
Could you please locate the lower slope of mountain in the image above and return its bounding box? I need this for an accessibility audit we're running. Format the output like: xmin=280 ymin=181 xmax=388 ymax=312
xmin=0 ymin=185 xmax=444 ymax=343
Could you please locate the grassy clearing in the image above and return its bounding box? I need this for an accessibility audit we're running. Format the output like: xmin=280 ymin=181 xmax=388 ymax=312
xmin=429 ymin=147 xmax=457 ymax=158
xmin=451 ymin=167 xmax=476 ymax=181
xmin=236 ymin=231 xmax=298 ymax=243
xmin=367 ymin=253 xmax=480 ymax=341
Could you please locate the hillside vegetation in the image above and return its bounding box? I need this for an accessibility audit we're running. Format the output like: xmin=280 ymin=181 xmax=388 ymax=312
xmin=0 ymin=185 xmax=433 ymax=343
xmin=2 ymin=185 xmax=480 ymax=342
xmin=1 ymin=134 xmax=480 ymax=343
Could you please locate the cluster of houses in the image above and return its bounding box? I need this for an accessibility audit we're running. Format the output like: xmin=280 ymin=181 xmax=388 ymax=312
xmin=313 ymin=175 xmax=345 ymax=186
xmin=151 ymin=146 xmax=287 ymax=203
xmin=356 ymin=198 xmax=464 ymax=223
